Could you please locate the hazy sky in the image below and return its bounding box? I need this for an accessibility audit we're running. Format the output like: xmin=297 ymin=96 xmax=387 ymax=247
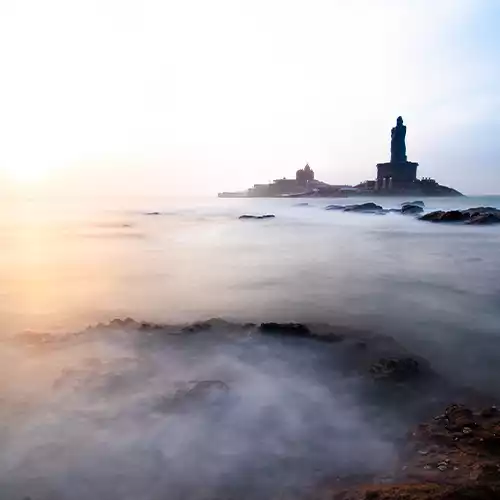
xmin=1 ymin=0 xmax=499 ymax=196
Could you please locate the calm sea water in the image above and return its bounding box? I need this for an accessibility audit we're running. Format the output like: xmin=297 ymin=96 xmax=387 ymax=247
xmin=1 ymin=194 xmax=500 ymax=499
xmin=2 ymin=195 xmax=500 ymax=377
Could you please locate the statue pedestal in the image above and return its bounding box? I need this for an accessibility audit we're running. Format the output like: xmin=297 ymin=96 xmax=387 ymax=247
xmin=376 ymin=161 xmax=419 ymax=190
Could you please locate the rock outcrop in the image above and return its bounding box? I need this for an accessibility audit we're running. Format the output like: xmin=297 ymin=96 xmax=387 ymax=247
xmin=402 ymin=201 xmax=425 ymax=208
xmin=343 ymin=202 xmax=384 ymax=213
xmin=401 ymin=204 xmax=424 ymax=215
xmin=325 ymin=203 xmax=384 ymax=213
xmin=238 ymin=214 xmax=276 ymax=220
xmin=420 ymin=207 xmax=500 ymax=225
xmin=328 ymin=404 xmax=500 ymax=500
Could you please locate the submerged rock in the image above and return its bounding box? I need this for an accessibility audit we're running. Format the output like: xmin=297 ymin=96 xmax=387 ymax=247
xmin=325 ymin=204 xmax=345 ymax=211
xmin=402 ymin=200 xmax=425 ymax=208
xmin=467 ymin=213 xmax=500 ymax=225
xmin=238 ymin=214 xmax=275 ymax=220
xmin=420 ymin=207 xmax=500 ymax=224
xmin=420 ymin=210 xmax=466 ymax=222
xmin=370 ymin=357 xmax=421 ymax=381
xmin=343 ymin=202 xmax=383 ymax=213
xmin=420 ymin=210 xmax=445 ymax=222
xmin=259 ymin=322 xmax=311 ymax=337
xmin=401 ymin=204 xmax=424 ymax=215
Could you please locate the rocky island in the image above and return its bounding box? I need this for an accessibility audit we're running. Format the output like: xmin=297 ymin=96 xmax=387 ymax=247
xmin=219 ymin=117 xmax=462 ymax=198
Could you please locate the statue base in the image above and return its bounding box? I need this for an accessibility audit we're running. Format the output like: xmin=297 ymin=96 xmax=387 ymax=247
xmin=376 ymin=161 xmax=419 ymax=190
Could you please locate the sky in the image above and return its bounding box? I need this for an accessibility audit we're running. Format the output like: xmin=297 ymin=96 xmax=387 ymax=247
xmin=0 ymin=0 xmax=499 ymax=196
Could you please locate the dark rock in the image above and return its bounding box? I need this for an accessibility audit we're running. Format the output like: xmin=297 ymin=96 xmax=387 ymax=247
xmin=146 ymin=212 xmax=161 ymax=216
xmin=441 ymin=210 xmax=467 ymax=222
xmin=481 ymin=406 xmax=499 ymax=419
xmin=420 ymin=207 xmax=500 ymax=224
xmin=402 ymin=200 xmax=425 ymax=207
xmin=259 ymin=322 xmax=311 ymax=337
xmin=258 ymin=322 xmax=345 ymax=343
xmin=139 ymin=321 xmax=165 ymax=331
xmin=420 ymin=210 xmax=445 ymax=222
xmin=343 ymin=202 xmax=383 ymax=213
xmin=182 ymin=322 xmax=212 ymax=333
xmin=445 ymin=404 xmax=477 ymax=431
xmin=370 ymin=357 xmax=420 ymax=381
xmin=239 ymin=214 xmax=275 ymax=220
xmin=401 ymin=204 xmax=424 ymax=215
xmin=464 ymin=207 xmax=500 ymax=215
xmin=420 ymin=210 xmax=466 ymax=222
xmin=325 ymin=204 xmax=345 ymax=210
xmin=467 ymin=213 xmax=500 ymax=225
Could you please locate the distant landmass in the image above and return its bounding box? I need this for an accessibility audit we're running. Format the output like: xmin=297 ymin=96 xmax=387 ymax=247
xmin=219 ymin=117 xmax=462 ymax=198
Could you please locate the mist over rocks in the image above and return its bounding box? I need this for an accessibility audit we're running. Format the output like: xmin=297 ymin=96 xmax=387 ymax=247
xmin=0 ymin=318 xmax=494 ymax=500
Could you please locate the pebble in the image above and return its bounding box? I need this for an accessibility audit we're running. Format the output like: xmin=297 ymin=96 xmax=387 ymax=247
xmin=463 ymin=427 xmax=472 ymax=434
xmin=438 ymin=465 xmax=447 ymax=471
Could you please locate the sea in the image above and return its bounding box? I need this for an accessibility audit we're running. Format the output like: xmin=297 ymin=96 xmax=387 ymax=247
xmin=1 ymin=194 xmax=500 ymax=499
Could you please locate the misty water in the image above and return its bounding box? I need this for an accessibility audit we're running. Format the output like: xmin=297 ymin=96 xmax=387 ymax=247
xmin=1 ymin=195 xmax=500 ymax=499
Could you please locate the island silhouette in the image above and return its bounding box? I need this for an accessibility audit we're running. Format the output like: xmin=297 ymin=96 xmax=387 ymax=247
xmin=219 ymin=117 xmax=462 ymax=198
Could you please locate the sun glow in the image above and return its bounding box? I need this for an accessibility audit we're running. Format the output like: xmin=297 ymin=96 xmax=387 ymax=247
xmin=2 ymin=160 xmax=51 ymax=184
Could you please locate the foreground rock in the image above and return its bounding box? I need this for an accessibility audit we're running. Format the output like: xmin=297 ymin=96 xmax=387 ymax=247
xmin=401 ymin=204 xmax=424 ymax=215
xmin=238 ymin=214 xmax=275 ymax=220
xmin=420 ymin=207 xmax=500 ymax=225
xmin=328 ymin=404 xmax=500 ymax=500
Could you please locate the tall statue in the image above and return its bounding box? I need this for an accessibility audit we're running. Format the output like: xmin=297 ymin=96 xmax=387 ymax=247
xmin=390 ymin=116 xmax=407 ymax=163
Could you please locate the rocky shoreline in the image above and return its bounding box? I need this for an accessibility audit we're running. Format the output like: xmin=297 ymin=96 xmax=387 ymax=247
xmin=326 ymin=404 xmax=500 ymax=500
xmin=93 ymin=319 xmax=497 ymax=500
xmin=237 ymin=201 xmax=500 ymax=225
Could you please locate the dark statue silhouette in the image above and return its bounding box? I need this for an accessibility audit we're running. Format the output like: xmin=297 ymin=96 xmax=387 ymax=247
xmin=390 ymin=116 xmax=407 ymax=162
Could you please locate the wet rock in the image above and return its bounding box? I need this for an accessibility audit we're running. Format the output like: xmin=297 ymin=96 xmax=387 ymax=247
xmin=420 ymin=207 xmax=500 ymax=224
xmin=420 ymin=210 xmax=445 ymax=222
xmin=327 ymin=404 xmax=500 ymax=500
xmin=444 ymin=404 xmax=476 ymax=431
xmin=402 ymin=200 xmax=425 ymax=208
xmin=259 ymin=322 xmax=311 ymax=337
xmin=370 ymin=357 xmax=420 ymax=381
xmin=258 ymin=322 xmax=345 ymax=343
xmin=401 ymin=204 xmax=424 ymax=215
xmin=239 ymin=214 xmax=275 ymax=220
xmin=464 ymin=206 xmax=500 ymax=215
xmin=182 ymin=321 xmax=212 ymax=333
xmin=467 ymin=213 xmax=500 ymax=225
xmin=420 ymin=210 xmax=466 ymax=222
xmin=343 ymin=202 xmax=383 ymax=213
xmin=139 ymin=321 xmax=165 ymax=332
xmin=325 ymin=204 xmax=345 ymax=210
xmin=481 ymin=406 xmax=499 ymax=419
